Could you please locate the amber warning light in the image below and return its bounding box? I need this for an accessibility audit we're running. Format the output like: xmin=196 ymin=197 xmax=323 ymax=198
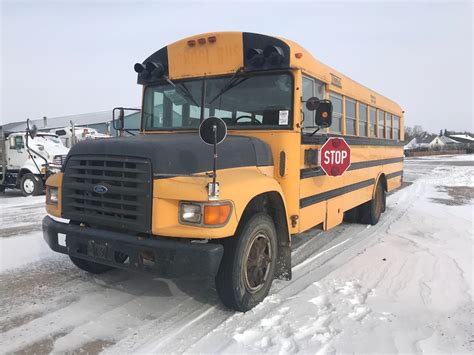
xmin=188 ymin=36 xmax=217 ymax=47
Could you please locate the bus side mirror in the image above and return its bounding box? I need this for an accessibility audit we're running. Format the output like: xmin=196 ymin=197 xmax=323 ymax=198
xmin=112 ymin=108 xmax=125 ymax=130
xmin=306 ymin=97 xmax=333 ymax=128
xmin=30 ymin=124 xmax=38 ymax=139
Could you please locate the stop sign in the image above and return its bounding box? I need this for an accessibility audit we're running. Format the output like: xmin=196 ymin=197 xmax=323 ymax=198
xmin=320 ymin=137 xmax=351 ymax=176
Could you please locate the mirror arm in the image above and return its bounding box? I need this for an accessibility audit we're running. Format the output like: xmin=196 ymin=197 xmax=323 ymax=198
xmin=309 ymin=127 xmax=320 ymax=136
xmin=123 ymin=129 xmax=136 ymax=136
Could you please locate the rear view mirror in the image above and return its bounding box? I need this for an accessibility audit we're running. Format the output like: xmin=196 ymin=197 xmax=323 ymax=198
xmin=30 ymin=124 xmax=38 ymax=139
xmin=113 ymin=108 xmax=124 ymax=130
xmin=305 ymin=97 xmax=333 ymax=128
xmin=305 ymin=97 xmax=320 ymax=111
xmin=199 ymin=117 xmax=227 ymax=145
xmin=26 ymin=119 xmax=38 ymax=139
xmin=315 ymin=100 xmax=333 ymax=127
xmin=112 ymin=107 xmax=141 ymax=135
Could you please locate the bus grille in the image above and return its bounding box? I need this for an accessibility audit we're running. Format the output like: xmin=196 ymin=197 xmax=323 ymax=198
xmin=62 ymin=155 xmax=152 ymax=233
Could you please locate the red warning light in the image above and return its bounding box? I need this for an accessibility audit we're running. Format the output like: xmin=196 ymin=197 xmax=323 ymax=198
xmin=208 ymin=36 xmax=217 ymax=43
xmin=198 ymin=38 xmax=206 ymax=45
xmin=187 ymin=40 xmax=196 ymax=47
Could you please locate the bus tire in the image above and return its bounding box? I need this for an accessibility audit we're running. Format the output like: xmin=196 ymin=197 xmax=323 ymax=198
xmin=215 ymin=213 xmax=277 ymax=312
xmin=69 ymin=256 xmax=114 ymax=274
xmin=20 ymin=173 xmax=43 ymax=196
xmin=361 ymin=182 xmax=385 ymax=225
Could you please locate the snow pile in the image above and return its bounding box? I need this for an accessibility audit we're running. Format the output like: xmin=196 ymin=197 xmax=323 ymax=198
xmin=185 ymin=160 xmax=473 ymax=354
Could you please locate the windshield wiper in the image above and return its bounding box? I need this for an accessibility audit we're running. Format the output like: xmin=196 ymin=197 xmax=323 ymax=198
xmin=164 ymin=76 xmax=199 ymax=107
xmin=208 ymin=67 xmax=247 ymax=105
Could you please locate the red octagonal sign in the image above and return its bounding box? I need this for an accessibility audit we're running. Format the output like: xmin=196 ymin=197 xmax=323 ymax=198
xmin=320 ymin=137 xmax=351 ymax=177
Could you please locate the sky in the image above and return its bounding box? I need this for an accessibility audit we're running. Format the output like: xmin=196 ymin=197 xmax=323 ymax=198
xmin=1 ymin=0 xmax=472 ymax=133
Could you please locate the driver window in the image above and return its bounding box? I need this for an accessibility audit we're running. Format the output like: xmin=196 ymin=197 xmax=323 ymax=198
xmin=302 ymin=77 xmax=314 ymax=128
xmin=302 ymin=76 xmax=326 ymax=128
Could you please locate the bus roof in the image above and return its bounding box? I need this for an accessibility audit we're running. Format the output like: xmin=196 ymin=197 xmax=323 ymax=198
xmin=137 ymin=31 xmax=402 ymax=116
xmin=281 ymin=37 xmax=402 ymax=115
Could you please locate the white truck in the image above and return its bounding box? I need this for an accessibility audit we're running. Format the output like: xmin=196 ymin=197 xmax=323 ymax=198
xmin=50 ymin=126 xmax=110 ymax=148
xmin=0 ymin=123 xmax=69 ymax=196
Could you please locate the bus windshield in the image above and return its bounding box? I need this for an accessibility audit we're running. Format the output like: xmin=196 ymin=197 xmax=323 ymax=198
xmin=143 ymin=72 xmax=293 ymax=130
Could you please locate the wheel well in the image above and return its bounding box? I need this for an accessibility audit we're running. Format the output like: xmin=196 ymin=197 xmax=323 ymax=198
xmin=17 ymin=169 xmax=33 ymax=184
xmin=237 ymin=191 xmax=292 ymax=280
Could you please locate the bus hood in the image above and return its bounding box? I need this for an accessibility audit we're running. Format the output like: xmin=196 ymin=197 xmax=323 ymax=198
xmin=65 ymin=133 xmax=273 ymax=176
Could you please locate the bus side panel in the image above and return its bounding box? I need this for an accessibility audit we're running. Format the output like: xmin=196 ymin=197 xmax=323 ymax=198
xmin=299 ymin=201 xmax=325 ymax=232
xmin=299 ymin=144 xmax=403 ymax=233
xmin=326 ymin=195 xmax=345 ymax=230
xmin=387 ymin=175 xmax=402 ymax=191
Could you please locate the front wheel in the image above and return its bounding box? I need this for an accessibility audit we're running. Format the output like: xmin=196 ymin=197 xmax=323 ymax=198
xmin=215 ymin=213 xmax=277 ymax=312
xmin=20 ymin=173 xmax=43 ymax=196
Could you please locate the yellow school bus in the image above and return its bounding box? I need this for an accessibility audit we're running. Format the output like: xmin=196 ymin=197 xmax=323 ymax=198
xmin=43 ymin=32 xmax=404 ymax=311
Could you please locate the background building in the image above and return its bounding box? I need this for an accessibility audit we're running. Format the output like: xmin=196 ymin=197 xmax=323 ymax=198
xmin=1 ymin=110 xmax=140 ymax=135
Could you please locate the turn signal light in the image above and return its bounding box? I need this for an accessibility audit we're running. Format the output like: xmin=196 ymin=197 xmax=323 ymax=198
xmin=204 ymin=204 xmax=232 ymax=225
xmin=295 ymin=52 xmax=303 ymax=59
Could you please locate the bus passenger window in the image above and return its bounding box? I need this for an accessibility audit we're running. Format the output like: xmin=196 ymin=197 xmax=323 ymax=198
xmin=329 ymin=93 xmax=342 ymax=133
xmin=378 ymin=110 xmax=385 ymax=138
xmin=369 ymin=107 xmax=376 ymax=137
xmin=386 ymin=113 xmax=393 ymax=139
xmin=345 ymin=98 xmax=356 ymax=135
xmin=359 ymin=103 xmax=368 ymax=136
xmin=393 ymin=116 xmax=400 ymax=140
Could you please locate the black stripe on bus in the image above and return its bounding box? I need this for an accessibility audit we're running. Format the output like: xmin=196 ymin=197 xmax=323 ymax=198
xmin=301 ymin=134 xmax=405 ymax=147
xmin=300 ymin=178 xmax=375 ymax=208
xmin=386 ymin=170 xmax=403 ymax=179
xmin=300 ymin=156 xmax=404 ymax=179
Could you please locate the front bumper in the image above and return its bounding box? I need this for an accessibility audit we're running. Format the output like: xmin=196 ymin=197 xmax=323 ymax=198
xmin=42 ymin=216 xmax=224 ymax=279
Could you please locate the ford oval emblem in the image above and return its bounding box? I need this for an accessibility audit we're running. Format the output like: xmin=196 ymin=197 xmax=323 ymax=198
xmin=93 ymin=184 xmax=108 ymax=194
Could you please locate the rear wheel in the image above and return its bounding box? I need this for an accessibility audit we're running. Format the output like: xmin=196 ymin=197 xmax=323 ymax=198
xmin=215 ymin=213 xmax=277 ymax=312
xmin=20 ymin=173 xmax=43 ymax=196
xmin=361 ymin=182 xmax=385 ymax=225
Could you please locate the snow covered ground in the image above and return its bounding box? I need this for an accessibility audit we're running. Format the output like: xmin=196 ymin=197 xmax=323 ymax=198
xmin=0 ymin=154 xmax=472 ymax=354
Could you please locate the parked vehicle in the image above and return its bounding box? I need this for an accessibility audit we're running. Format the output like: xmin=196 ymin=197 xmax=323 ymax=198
xmin=0 ymin=122 xmax=69 ymax=196
xmin=43 ymin=32 xmax=404 ymax=311
xmin=50 ymin=125 xmax=110 ymax=148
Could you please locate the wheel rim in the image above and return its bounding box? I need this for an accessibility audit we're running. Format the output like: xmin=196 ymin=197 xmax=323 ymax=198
xmin=23 ymin=178 xmax=35 ymax=194
xmin=243 ymin=232 xmax=272 ymax=293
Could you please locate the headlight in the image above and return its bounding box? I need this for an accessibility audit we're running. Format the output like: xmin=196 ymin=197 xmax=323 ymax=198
xmin=179 ymin=201 xmax=232 ymax=226
xmin=46 ymin=186 xmax=58 ymax=205
xmin=179 ymin=203 xmax=202 ymax=223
